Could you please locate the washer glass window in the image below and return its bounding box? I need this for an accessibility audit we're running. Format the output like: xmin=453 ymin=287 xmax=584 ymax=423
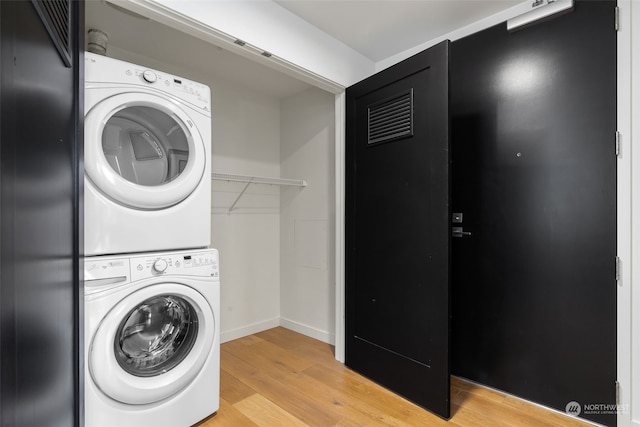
xmin=115 ymin=295 xmax=198 ymax=377
xmin=102 ymin=106 xmax=190 ymax=186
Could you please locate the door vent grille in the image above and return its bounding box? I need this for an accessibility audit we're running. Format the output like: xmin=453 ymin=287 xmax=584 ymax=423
xmin=367 ymin=89 xmax=414 ymax=145
xmin=32 ymin=0 xmax=71 ymax=67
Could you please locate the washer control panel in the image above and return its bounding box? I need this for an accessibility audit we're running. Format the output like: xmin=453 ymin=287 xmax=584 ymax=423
xmin=85 ymin=249 xmax=220 ymax=292
xmin=130 ymin=250 xmax=219 ymax=281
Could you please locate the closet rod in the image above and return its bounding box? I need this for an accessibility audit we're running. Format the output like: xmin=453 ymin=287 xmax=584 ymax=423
xmin=211 ymin=172 xmax=307 ymax=187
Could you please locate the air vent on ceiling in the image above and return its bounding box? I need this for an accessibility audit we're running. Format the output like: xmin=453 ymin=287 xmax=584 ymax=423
xmin=32 ymin=0 xmax=71 ymax=67
xmin=367 ymin=89 xmax=414 ymax=145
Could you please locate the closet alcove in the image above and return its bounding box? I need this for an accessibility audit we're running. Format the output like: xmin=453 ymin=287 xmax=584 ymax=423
xmin=86 ymin=0 xmax=337 ymax=345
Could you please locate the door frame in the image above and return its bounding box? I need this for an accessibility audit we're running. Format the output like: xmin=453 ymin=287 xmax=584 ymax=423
xmin=334 ymin=91 xmax=346 ymax=361
xmin=620 ymin=1 xmax=637 ymax=425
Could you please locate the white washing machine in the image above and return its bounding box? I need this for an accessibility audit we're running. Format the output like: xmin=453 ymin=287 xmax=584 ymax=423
xmin=84 ymin=249 xmax=220 ymax=427
xmin=84 ymin=52 xmax=211 ymax=256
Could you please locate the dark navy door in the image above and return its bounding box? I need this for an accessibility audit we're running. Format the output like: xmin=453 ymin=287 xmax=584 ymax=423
xmin=346 ymin=41 xmax=451 ymax=419
xmin=450 ymin=2 xmax=616 ymax=426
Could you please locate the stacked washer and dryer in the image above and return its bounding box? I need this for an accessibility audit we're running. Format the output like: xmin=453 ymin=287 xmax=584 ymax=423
xmin=83 ymin=52 xmax=219 ymax=427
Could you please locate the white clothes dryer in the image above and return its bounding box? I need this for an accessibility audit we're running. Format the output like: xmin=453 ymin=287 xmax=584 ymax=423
xmin=84 ymin=249 xmax=220 ymax=427
xmin=84 ymin=52 xmax=211 ymax=256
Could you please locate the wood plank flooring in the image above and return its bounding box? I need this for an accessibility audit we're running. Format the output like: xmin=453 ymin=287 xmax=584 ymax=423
xmin=196 ymin=327 xmax=593 ymax=427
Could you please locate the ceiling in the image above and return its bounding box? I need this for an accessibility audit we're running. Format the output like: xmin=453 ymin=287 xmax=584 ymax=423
xmin=85 ymin=1 xmax=312 ymax=98
xmin=86 ymin=0 xmax=523 ymax=98
xmin=274 ymin=0 xmax=521 ymax=62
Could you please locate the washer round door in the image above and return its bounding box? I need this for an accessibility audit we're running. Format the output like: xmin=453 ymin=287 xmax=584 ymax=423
xmin=90 ymin=283 xmax=215 ymax=405
xmin=85 ymin=92 xmax=206 ymax=210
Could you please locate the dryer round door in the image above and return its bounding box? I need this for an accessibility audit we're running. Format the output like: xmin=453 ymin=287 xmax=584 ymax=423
xmin=89 ymin=283 xmax=215 ymax=405
xmin=85 ymin=92 xmax=206 ymax=210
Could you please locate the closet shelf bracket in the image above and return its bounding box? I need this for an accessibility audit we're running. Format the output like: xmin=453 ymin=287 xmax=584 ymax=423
xmin=211 ymin=172 xmax=307 ymax=212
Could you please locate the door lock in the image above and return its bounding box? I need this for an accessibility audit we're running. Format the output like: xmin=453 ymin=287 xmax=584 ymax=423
xmin=452 ymin=227 xmax=472 ymax=238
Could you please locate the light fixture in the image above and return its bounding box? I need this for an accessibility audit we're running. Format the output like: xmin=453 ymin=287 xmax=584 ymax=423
xmin=507 ymin=0 xmax=574 ymax=31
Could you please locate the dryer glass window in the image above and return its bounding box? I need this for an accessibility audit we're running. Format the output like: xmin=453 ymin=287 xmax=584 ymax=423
xmin=102 ymin=107 xmax=190 ymax=186
xmin=114 ymin=295 xmax=198 ymax=377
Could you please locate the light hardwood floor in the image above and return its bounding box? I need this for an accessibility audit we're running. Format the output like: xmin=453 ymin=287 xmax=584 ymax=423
xmin=197 ymin=327 xmax=593 ymax=426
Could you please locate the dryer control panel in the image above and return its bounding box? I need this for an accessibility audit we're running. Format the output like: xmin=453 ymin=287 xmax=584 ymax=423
xmin=85 ymin=52 xmax=211 ymax=114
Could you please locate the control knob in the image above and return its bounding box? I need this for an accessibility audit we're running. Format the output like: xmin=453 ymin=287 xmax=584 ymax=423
xmin=142 ymin=70 xmax=157 ymax=83
xmin=152 ymin=259 xmax=168 ymax=273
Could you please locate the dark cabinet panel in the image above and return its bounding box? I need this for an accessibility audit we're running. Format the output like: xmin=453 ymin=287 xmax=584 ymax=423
xmin=1 ymin=1 xmax=83 ymax=426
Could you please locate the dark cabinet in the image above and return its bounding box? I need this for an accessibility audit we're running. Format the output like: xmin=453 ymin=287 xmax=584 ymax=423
xmin=0 ymin=1 xmax=84 ymax=426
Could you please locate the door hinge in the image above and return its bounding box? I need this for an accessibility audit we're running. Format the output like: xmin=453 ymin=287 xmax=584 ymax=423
xmin=615 ymin=6 xmax=620 ymax=31
xmin=616 ymin=256 xmax=621 ymax=283
xmin=616 ymin=381 xmax=621 ymax=405
xmin=615 ymin=131 xmax=621 ymax=157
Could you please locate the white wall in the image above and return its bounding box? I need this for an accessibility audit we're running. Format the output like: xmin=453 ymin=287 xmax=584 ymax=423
xmin=210 ymin=83 xmax=282 ymax=343
xmin=103 ymin=46 xmax=283 ymax=343
xmin=280 ymin=88 xmax=336 ymax=344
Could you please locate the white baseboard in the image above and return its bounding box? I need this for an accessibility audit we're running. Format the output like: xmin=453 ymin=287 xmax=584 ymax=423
xmin=220 ymin=317 xmax=280 ymax=343
xmin=279 ymin=317 xmax=335 ymax=345
xmin=220 ymin=317 xmax=335 ymax=345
